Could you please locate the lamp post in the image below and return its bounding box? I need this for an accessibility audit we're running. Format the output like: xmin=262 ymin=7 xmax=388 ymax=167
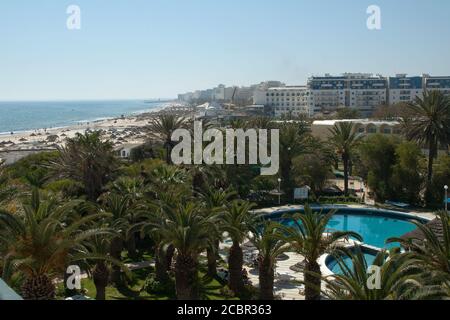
xmin=278 ymin=178 xmax=282 ymax=205
xmin=445 ymin=185 xmax=449 ymax=212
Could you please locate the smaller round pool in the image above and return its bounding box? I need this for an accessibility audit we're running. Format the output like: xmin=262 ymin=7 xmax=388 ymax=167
xmin=325 ymin=247 xmax=378 ymax=275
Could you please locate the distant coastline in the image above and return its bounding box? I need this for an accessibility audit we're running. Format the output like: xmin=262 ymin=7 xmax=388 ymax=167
xmin=0 ymin=99 xmax=175 ymax=135
xmin=0 ymin=101 xmax=189 ymax=165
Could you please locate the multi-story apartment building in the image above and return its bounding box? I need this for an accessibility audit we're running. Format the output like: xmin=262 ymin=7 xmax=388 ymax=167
xmin=259 ymin=86 xmax=314 ymax=117
xmin=308 ymin=73 xmax=387 ymax=115
xmin=424 ymin=75 xmax=450 ymax=96
xmin=388 ymin=74 xmax=423 ymax=105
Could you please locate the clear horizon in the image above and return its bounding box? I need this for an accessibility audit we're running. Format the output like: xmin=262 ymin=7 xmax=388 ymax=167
xmin=1 ymin=0 xmax=450 ymax=101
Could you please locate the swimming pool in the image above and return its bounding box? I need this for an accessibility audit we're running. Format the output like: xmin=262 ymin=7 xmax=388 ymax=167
xmin=325 ymin=247 xmax=378 ymax=275
xmin=267 ymin=207 xmax=424 ymax=249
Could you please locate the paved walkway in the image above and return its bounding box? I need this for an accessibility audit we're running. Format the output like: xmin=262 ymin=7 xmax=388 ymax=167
xmin=219 ymin=240 xmax=307 ymax=300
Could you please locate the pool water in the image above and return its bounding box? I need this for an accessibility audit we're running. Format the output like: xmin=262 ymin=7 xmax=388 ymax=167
xmin=280 ymin=212 xmax=417 ymax=249
xmin=326 ymin=251 xmax=377 ymax=275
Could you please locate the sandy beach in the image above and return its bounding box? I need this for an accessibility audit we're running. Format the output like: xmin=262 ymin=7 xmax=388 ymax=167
xmin=0 ymin=103 xmax=192 ymax=165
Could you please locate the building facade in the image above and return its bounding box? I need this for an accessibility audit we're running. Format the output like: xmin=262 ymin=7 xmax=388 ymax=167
xmin=388 ymin=74 xmax=423 ymax=105
xmin=424 ymin=75 xmax=450 ymax=96
xmin=178 ymin=74 xmax=450 ymax=116
xmin=256 ymin=86 xmax=314 ymax=117
xmin=308 ymin=73 xmax=388 ymax=115
xmin=311 ymin=119 xmax=402 ymax=140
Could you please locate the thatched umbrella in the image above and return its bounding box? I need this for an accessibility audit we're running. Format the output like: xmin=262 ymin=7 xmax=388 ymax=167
xmin=46 ymin=135 xmax=59 ymax=142
xmin=400 ymin=218 xmax=444 ymax=244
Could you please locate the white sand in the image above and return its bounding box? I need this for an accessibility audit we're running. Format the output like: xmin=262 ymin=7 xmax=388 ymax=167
xmin=0 ymin=116 xmax=149 ymax=150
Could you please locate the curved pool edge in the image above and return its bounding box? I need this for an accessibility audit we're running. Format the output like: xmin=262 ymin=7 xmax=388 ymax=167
xmin=255 ymin=204 xmax=433 ymax=223
xmin=319 ymin=243 xmax=383 ymax=277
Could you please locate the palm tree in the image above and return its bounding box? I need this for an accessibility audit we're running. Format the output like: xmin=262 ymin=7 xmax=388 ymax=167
xmin=277 ymin=122 xmax=311 ymax=201
xmin=249 ymin=117 xmax=273 ymax=130
xmin=49 ymin=131 xmax=119 ymax=202
xmin=329 ymin=122 xmax=363 ymax=196
xmin=147 ymin=114 xmax=188 ymax=164
xmin=149 ymin=164 xmax=189 ymax=198
xmin=99 ymin=193 xmax=135 ymax=285
xmin=282 ymin=205 xmax=362 ymax=300
xmin=387 ymin=211 xmax=450 ymax=281
xmin=221 ymin=200 xmax=257 ymax=296
xmin=402 ymin=90 xmax=450 ymax=202
xmin=133 ymin=200 xmax=172 ymax=284
xmin=0 ymin=167 xmax=16 ymax=206
xmin=0 ymin=189 xmax=109 ymax=300
xmin=199 ymin=188 xmax=236 ymax=277
xmin=109 ymin=177 xmax=146 ymax=258
xmin=251 ymin=221 xmax=288 ymax=300
xmin=159 ymin=202 xmax=218 ymax=300
xmin=73 ymin=235 xmax=130 ymax=300
xmin=323 ymin=247 xmax=426 ymax=300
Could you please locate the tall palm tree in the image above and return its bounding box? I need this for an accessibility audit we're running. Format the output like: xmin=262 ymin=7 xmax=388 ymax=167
xmin=73 ymin=235 xmax=130 ymax=300
xmin=277 ymin=121 xmax=311 ymax=201
xmin=282 ymin=205 xmax=362 ymax=300
xmin=49 ymin=131 xmax=119 ymax=202
xmin=323 ymin=247 xmax=426 ymax=300
xmin=199 ymin=188 xmax=236 ymax=277
xmin=133 ymin=200 xmax=172 ymax=284
xmin=147 ymin=114 xmax=188 ymax=164
xmin=251 ymin=221 xmax=288 ymax=300
xmin=402 ymin=90 xmax=450 ymax=202
xmin=159 ymin=202 xmax=218 ymax=300
xmin=329 ymin=122 xmax=363 ymax=196
xmin=109 ymin=177 xmax=146 ymax=258
xmin=0 ymin=189 xmax=109 ymax=300
xmin=99 ymin=193 xmax=135 ymax=285
xmin=221 ymin=200 xmax=257 ymax=296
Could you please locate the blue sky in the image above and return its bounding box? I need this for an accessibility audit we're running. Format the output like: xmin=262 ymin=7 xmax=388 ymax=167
xmin=0 ymin=0 xmax=449 ymax=101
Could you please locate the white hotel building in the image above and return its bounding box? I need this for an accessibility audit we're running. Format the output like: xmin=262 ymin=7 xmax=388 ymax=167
xmin=254 ymin=86 xmax=314 ymax=117
xmin=307 ymin=73 xmax=387 ymax=115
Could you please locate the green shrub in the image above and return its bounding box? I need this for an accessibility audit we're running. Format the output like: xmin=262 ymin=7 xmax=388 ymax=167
xmin=141 ymin=274 xmax=175 ymax=295
xmin=45 ymin=179 xmax=84 ymax=197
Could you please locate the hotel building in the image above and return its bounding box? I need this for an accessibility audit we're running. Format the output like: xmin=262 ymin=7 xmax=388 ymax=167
xmin=388 ymin=75 xmax=423 ymax=104
xmin=180 ymin=73 xmax=450 ymax=117
xmin=308 ymin=73 xmax=387 ymax=115
xmin=255 ymin=86 xmax=314 ymax=117
xmin=424 ymin=75 xmax=450 ymax=96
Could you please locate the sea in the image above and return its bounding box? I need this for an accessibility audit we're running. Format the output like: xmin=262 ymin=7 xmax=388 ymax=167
xmin=0 ymin=100 xmax=170 ymax=135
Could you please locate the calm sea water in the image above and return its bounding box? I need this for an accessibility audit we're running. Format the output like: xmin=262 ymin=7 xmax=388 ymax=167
xmin=0 ymin=100 xmax=169 ymax=134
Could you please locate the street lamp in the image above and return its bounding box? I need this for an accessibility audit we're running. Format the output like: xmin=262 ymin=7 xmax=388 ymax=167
xmin=445 ymin=185 xmax=449 ymax=212
xmin=278 ymin=178 xmax=282 ymax=205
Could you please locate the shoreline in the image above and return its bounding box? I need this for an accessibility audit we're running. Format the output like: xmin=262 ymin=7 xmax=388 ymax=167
xmin=0 ymin=101 xmax=173 ymax=137
xmin=0 ymin=102 xmax=191 ymax=165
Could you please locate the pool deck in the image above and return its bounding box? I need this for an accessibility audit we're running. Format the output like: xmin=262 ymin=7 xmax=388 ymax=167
xmin=238 ymin=204 xmax=438 ymax=300
xmin=219 ymin=241 xmax=307 ymax=300
xmin=254 ymin=204 xmax=436 ymax=222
